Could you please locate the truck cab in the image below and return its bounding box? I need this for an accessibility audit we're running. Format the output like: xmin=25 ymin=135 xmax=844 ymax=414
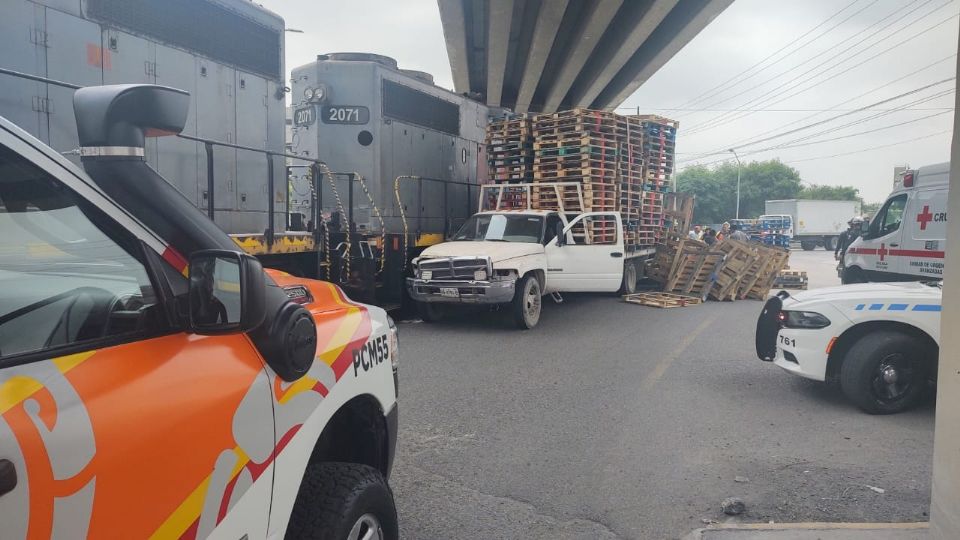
xmin=843 ymin=162 xmax=948 ymax=283
xmin=0 ymin=85 xmax=400 ymax=539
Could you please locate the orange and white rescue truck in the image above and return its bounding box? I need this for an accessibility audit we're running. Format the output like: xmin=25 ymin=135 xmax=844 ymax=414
xmin=0 ymin=85 xmax=399 ymax=539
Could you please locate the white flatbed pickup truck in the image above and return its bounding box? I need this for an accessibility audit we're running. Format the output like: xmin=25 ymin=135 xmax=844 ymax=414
xmin=407 ymin=182 xmax=655 ymax=329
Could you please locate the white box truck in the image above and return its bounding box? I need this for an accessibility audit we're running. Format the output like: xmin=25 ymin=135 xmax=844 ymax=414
xmin=763 ymin=199 xmax=861 ymax=251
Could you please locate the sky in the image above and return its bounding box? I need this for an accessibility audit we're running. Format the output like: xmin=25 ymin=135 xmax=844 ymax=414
xmin=260 ymin=0 xmax=959 ymax=204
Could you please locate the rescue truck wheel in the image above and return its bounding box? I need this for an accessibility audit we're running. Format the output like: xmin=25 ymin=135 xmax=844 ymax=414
xmin=417 ymin=301 xmax=445 ymax=323
xmin=286 ymin=462 xmax=398 ymax=540
xmin=800 ymin=241 xmax=817 ymax=251
xmin=620 ymin=261 xmax=638 ymax=295
xmin=512 ymin=275 xmax=541 ymax=329
xmin=840 ymin=331 xmax=928 ymax=414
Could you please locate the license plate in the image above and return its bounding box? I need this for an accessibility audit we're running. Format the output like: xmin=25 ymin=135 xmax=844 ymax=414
xmin=440 ymin=287 xmax=460 ymax=298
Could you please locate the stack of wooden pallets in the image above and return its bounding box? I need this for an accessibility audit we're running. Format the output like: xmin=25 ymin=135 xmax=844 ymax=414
xmin=531 ymin=109 xmax=622 ymax=244
xmin=486 ymin=115 xmax=533 ymax=185
xmin=483 ymin=109 xmax=679 ymax=249
xmin=635 ymin=115 xmax=678 ymax=244
xmin=773 ymin=269 xmax=809 ymax=290
xmin=646 ymin=237 xmax=791 ymax=305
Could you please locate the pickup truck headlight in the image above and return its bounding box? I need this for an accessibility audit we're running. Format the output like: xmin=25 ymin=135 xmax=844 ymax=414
xmin=779 ymin=310 xmax=831 ymax=329
xmin=474 ymin=269 xmax=487 ymax=281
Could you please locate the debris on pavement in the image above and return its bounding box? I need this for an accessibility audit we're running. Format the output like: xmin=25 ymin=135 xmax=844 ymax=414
xmin=734 ymin=476 xmax=750 ymax=483
xmin=721 ymin=497 xmax=746 ymax=515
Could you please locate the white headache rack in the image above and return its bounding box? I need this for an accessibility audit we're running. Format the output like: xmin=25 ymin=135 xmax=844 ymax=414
xmin=478 ymin=182 xmax=587 ymax=213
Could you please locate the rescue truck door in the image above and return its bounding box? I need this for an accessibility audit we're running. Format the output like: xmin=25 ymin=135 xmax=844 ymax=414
xmin=0 ymin=139 xmax=275 ymax=538
xmin=858 ymin=193 xmax=908 ymax=277
xmin=544 ymin=212 xmax=624 ymax=292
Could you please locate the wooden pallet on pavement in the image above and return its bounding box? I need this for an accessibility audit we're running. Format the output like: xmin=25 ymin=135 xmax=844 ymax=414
xmin=623 ymin=292 xmax=702 ymax=308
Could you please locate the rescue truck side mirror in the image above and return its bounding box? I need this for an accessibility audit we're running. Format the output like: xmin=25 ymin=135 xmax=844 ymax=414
xmin=188 ymin=250 xmax=267 ymax=335
xmin=860 ymin=219 xmax=870 ymax=236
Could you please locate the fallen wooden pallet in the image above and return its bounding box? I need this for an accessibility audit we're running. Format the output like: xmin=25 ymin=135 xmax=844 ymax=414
xmin=623 ymin=292 xmax=702 ymax=308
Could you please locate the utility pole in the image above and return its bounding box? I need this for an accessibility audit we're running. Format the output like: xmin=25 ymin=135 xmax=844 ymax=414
xmin=729 ymin=148 xmax=741 ymax=219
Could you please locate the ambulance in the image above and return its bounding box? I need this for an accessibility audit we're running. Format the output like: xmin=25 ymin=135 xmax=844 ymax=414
xmin=842 ymin=162 xmax=948 ymax=284
xmin=0 ymin=85 xmax=399 ymax=539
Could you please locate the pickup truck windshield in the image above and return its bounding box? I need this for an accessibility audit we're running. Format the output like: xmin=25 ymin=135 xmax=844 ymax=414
xmin=453 ymin=214 xmax=543 ymax=243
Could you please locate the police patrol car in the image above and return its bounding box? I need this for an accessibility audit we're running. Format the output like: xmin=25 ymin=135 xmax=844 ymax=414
xmin=842 ymin=162 xmax=948 ymax=283
xmin=756 ymin=282 xmax=941 ymax=414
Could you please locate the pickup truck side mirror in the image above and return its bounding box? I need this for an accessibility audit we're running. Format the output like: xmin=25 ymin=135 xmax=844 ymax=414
xmin=555 ymin=223 xmax=566 ymax=246
xmin=188 ymin=250 xmax=267 ymax=335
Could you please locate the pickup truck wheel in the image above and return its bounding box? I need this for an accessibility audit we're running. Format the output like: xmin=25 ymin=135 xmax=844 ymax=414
xmin=824 ymin=237 xmax=836 ymax=251
xmin=512 ymin=275 xmax=541 ymax=329
xmin=286 ymin=462 xmax=398 ymax=540
xmin=417 ymin=301 xmax=444 ymax=323
xmin=840 ymin=331 xmax=928 ymax=414
xmin=800 ymin=241 xmax=817 ymax=251
xmin=620 ymin=261 xmax=638 ymax=295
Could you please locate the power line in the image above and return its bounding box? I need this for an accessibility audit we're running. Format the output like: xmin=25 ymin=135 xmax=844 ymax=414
xmin=709 ymin=8 xmax=960 ymax=133
xmin=671 ymin=0 xmax=870 ymax=114
xmin=678 ymin=77 xmax=954 ymax=163
xmin=683 ymin=0 xmax=948 ymax=134
xmin=682 ymin=53 xmax=957 ymax=155
xmin=619 ymin=107 xmax=954 ymax=113
xmin=780 ymin=129 xmax=952 ymax=164
xmin=690 ymin=106 xmax=952 ymax=165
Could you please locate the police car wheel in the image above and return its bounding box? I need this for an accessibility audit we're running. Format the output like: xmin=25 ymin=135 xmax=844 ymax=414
xmin=286 ymin=462 xmax=398 ymax=540
xmin=512 ymin=275 xmax=541 ymax=329
xmin=840 ymin=331 xmax=928 ymax=414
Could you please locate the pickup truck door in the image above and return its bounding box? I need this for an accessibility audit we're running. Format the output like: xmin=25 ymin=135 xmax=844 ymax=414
xmin=0 ymin=135 xmax=275 ymax=539
xmin=543 ymin=212 xmax=624 ymax=292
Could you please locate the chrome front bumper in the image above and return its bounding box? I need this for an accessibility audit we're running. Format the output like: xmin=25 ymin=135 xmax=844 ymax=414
xmin=406 ymin=278 xmax=516 ymax=304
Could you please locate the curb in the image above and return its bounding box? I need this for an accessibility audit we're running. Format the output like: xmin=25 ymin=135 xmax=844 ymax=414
xmin=683 ymin=522 xmax=929 ymax=540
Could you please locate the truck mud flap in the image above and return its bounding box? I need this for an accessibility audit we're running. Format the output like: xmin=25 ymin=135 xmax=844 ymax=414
xmin=755 ymin=295 xmax=784 ymax=361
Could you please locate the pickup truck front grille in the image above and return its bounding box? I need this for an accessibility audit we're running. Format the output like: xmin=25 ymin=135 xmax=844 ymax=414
xmin=418 ymin=257 xmax=490 ymax=280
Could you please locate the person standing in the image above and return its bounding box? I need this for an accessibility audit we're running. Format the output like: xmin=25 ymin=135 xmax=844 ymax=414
xmin=729 ymin=223 xmax=749 ymax=242
xmin=835 ymin=217 xmax=863 ymax=260
xmin=703 ymin=228 xmax=718 ymax=246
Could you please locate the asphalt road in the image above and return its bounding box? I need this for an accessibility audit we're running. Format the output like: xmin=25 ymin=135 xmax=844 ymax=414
xmin=390 ymin=250 xmax=934 ymax=539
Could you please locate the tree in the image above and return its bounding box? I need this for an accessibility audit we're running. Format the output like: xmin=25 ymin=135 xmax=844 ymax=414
xmin=676 ymin=159 xmax=803 ymax=223
xmin=798 ymin=184 xmax=860 ymax=201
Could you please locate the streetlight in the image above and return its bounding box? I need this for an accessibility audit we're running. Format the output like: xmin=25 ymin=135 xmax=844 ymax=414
xmin=728 ymin=148 xmax=741 ymax=219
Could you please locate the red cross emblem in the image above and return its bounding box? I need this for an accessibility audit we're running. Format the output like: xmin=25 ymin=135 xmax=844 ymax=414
xmin=877 ymin=243 xmax=888 ymax=261
xmin=917 ymin=205 xmax=934 ymax=230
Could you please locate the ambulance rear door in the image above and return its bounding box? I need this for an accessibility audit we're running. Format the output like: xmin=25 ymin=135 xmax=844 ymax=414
xmin=902 ymin=185 xmax=947 ymax=279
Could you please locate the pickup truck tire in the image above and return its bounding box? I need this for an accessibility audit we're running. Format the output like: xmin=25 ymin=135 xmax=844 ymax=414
xmin=286 ymin=462 xmax=398 ymax=540
xmin=823 ymin=237 xmax=836 ymax=251
xmin=800 ymin=241 xmax=817 ymax=251
xmin=512 ymin=275 xmax=541 ymax=329
xmin=840 ymin=331 xmax=928 ymax=414
xmin=417 ymin=301 xmax=444 ymax=323
xmin=620 ymin=261 xmax=638 ymax=295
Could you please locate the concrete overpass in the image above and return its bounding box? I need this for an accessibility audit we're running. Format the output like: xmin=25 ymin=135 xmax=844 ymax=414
xmin=438 ymin=0 xmax=733 ymax=113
